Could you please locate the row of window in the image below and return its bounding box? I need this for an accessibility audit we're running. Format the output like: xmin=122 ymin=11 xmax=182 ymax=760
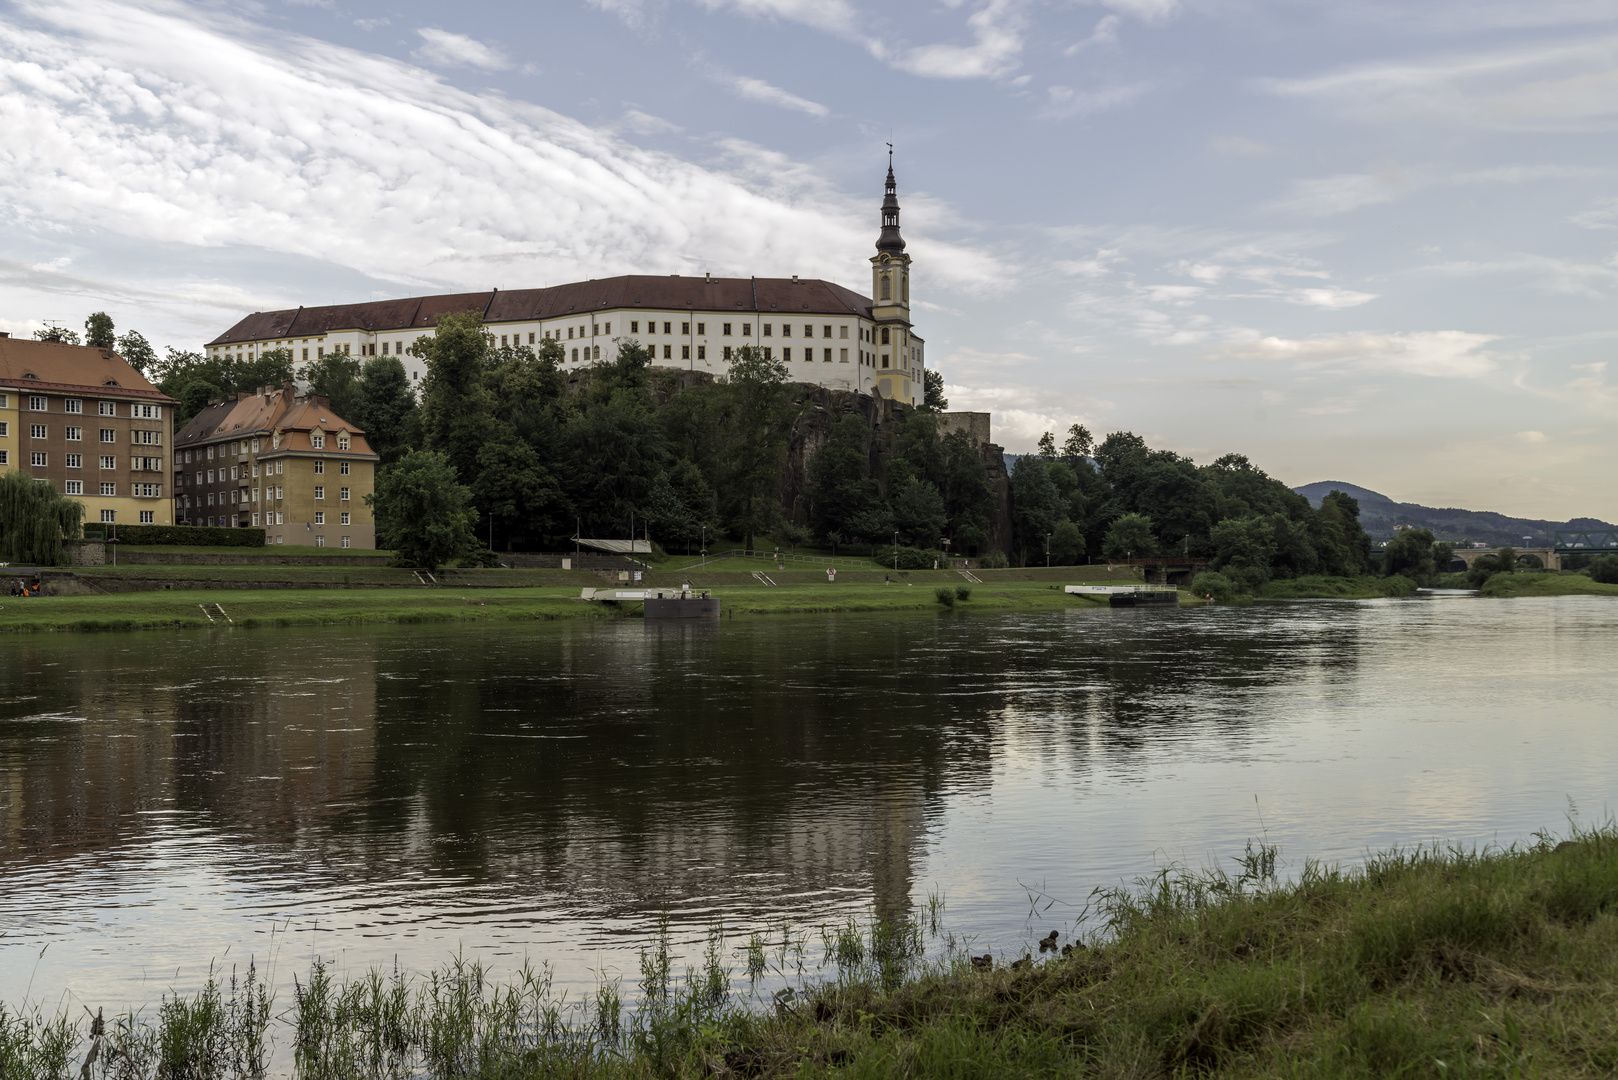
xmin=176 ymin=432 xmax=348 ymax=465
xmin=7 ymin=396 xmax=161 ymax=418
xmin=195 ymin=486 xmax=349 ymax=505
xmin=41 ymin=479 xmax=162 ymax=497
xmin=90 ymin=510 xmax=157 ymax=523
xmin=187 ymin=504 xmax=354 ymax=528
xmin=564 ymin=344 xmax=876 ymax=366
xmin=8 ymin=425 xmax=162 ymax=444
xmin=13 ymin=452 xmax=162 ymax=471
xmin=181 ymin=459 xmax=350 ymax=486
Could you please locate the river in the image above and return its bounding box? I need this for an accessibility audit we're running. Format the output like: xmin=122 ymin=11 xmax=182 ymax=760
xmin=2 ymin=592 xmax=1615 ymax=1013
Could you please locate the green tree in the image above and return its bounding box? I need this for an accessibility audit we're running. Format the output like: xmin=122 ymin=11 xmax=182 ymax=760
xmin=0 ymin=472 xmax=84 ymax=566
xmin=809 ymin=414 xmax=880 ymax=542
xmin=33 ymin=325 xmax=80 ymax=345
xmin=1037 ymin=431 xmax=1057 ymax=459
xmin=939 ymin=428 xmax=995 ymax=554
xmin=1102 ymin=512 xmax=1157 ymax=560
xmin=1010 ymin=456 xmax=1062 ymax=566
xmin=151 ymin=347 xmax=294 ymax=427
xmin=416 ymin=311 xmax=497 ymax=485
xmin=115 ymin=330 xmax=156 ymax=374
xmin=367 ymin=449 xmax=477 ymax=570
xmin=298 ymin=351 xmax=363 ymax=421
xmin=922 ymin=369 xmax=948 ymax=410
xmin=84 ymin=312 xmax=116 ymax=349
xmin=353 ymin=355 xmax=418 ymax=464
xmin=1061 ymin=424 xmax=1093 ymax=467
xmin=890 ymin=474 xmax=947 ymax=548
xmin=721 ymin=345 xmax=797 ymax=549
xmin=1383 ymin=527 xmax=1439 ymax=585
xmin=1049 ymin=520 xmax=1085 ymax=565
xmin=1587 ymin=554 xmax=1618 ymax=584
xmin=1316 ymin=490 xmax=1373 ymax=576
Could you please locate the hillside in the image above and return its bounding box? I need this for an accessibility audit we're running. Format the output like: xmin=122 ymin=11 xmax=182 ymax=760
xmin=1294 ymin=480 xmax=1614 ymax=545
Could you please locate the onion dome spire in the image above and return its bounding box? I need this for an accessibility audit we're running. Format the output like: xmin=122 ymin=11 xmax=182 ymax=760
xmin=876 ymin=145 xmax=906 ymax=254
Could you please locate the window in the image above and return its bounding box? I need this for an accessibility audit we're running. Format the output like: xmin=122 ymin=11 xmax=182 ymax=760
xmin=696 ymin=322 xmax=705 ymax=335
xmin=742 ymin=323 xmax=752 ymax=336
xmin=101 ymin=482 xmax=116 ymax=496
xmin=30 ymin=424 xmax=45 ymax=439
xmin=207 ymin=493 xmax=215 ymax=506
xmin=529 ymin=332 xmax=536 ymax=344
xmin=314 ymin=486 xmax=324 ymax=500
xmin=65 ymin=427 xmax=81 ymax=441
xmin=315 ymin=535 xmax=325 ymax=547
xmin=251 ymin=464 xmax=259 ymax=478
xmin=339 ymin=461 xmax=350 ymax=475
xmin=340 ymin=486 xmax=350 ymax=501
xmin=880 ymin=275 xmax=891 ymax=301
xmin=722 ymin=323 xmax=731 ymax=336
xmin=0 ymin=394 xmax=6 ymax=407
xmin=663 ymin=345 xmax=672 ymax=360
xmin=98 ymin=401 xmax=116 ymax=416
xmin=100 ymin=509 xmax=115 ymax=523
xmin=723 ymin=346 xmax=732 ymax=360
xmin=781 ymin=323 xmax=791 ymax=337
xmin=30 ymin=452 xmax=46 ymax=467
xmin=276 ymin=486 xmax=283 ymax=499
xmin=840 ymin=348 xmax=848 ymax=363
xmin=100 ymin=455 xmax=115 ymax=470
xmin=803 ymin=324 xmax=813 ymax=337
xmin=604 ymin=322 xmax=611 ymax=334
xmin=593 ymin=345 xmax=600 ymax=360
xmin=571 ymin=348 xmax=579 ymax=362
xmin=251 ymin=488 xmax=259 ymax=502
xmin=881 ymin=327 xmax=890 ymax=345
xmin=311 ymin=434 xmax=324 ymax=449
xmin=661 ymin=321 xmax=670 ymax=334
xmin=315 ymin=511 xmax=325 ymax=525
xmin=824 ymin=348 xmax=832 ymax=362
xmin=140 ymin=510 xmax=155 ymax=524
xmin=681 ymin=345 xmax=690 ymax=360
xmin=230 ymin=466 xmax=238 ymax=480
xmin=681 ymin=322 xmax=690 ymax=335
xmin=317 ymin=347 xmax=325 ymax=358
xmin=763 ymin=324 xmax=773 ymax=337
xmin=0 ymin=451 xmax=7 ymax=465
xmin=567 ymin=326 xmax=574 ymax=339
xmin=276 ymin=512 xmax=283 ymax=525
xmin=100 ymin=429 xmax=115 ymax=443
xmin=132 ymin=430 xmax=161 ymax=445
xmin=66 ymin=480 xmax=83 ymax=495
xmin=341 ymin=536 xmax=351 ymax=548
xmin=337 ymin=434 xmax=350 ymax=450
xmin=381 ymin=342 xmax=389 ymax=356
xmin=341 ymin=512 xmax=351 ymax=525
xmin=64 ymin=399 xmax=82 ymax=414
xmin=275 ymin=462 xmax=283 ymax=475
xmin=630 ymin=321 xmax=639 ymax=333
xmin=783 ymin=348 xmax=791 ymax=362
xmin=0 ymin=422 xmax=6 ymax=437
xmin=207 ymin=446 xmax=214 ymax=460
xmin=697 ymin=346 xmax=706 ymax=360
xmin=302 ymin=348 xmax=309 ymax=361
xmin=840 ymin=325 xmax=849 ymax=338
xmin=823 ymin=325 xmax=832 ymax=338
xmin=764 ymin=347 xmax=772 ymax=360
xmin=65 ymin=454 xmax=81 ymax=468
xmin=881 ymin=354 xmax=889 ymax=368
xmin=252 ymin=512 xmax=260 ymax=526
xmin=135 ymin=404 xmax=162 ymax=419
xmin=28 ymin=395 xmax=47 ymax=411
xmin=500 ymin=335 xmax=508 ymax=346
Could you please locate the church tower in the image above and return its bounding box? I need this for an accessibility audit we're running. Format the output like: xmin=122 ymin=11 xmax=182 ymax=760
xmin=870 ymin=150 xmax=917 ymax=403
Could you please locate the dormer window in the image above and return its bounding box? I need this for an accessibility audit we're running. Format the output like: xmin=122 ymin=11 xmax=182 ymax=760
xmin=337 ymin=433 xmax=351 ymax=450
xmin=311 ymin=433 xmax=325 ymax=449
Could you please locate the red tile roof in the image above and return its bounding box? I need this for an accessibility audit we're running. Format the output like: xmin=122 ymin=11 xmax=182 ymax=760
xmin=0 ymin=337 xmax=175 ymax=400
xmin=174 ymin=384 xmax=376 ymax=459
xmin=207 ymin=276 xmax=878 ymax=345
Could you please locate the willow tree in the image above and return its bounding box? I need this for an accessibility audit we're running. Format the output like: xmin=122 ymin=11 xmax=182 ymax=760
xmin=0 ymin=473 xmax=85 ymax=565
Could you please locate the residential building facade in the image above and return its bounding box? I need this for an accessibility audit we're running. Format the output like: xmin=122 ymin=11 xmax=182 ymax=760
xmin=173 ymin=384 xmax=380 ymax=549
xmin=0 ymin=334 xmax=176 ymax=527
xmin=203 ymin=164 xmax=926 ymax=405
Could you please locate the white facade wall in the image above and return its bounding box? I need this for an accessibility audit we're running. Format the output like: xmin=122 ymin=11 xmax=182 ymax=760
xmin=210 ymin=308 xmax=920 ymax=404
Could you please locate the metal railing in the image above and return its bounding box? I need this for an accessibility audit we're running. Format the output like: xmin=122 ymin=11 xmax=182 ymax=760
xmin=668 ymin=548 xmax=883 ymax=572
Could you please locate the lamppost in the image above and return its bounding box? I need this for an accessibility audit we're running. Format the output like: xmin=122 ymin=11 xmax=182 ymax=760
xmin=893 ymin=531 xmax=899 ymax=572
xmin=701 ymin=525 xmax=707 ymax=568
xmin=940 ymin=536 xmax=951 ymax=569
xmin=1045 ymin=532 xmax=1052 ymax=568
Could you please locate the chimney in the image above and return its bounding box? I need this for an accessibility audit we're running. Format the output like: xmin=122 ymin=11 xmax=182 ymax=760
xmin=0 ymin=331 xmax=9 ymax=338
xmin=792 ymin=275 xmax=799 ymax=284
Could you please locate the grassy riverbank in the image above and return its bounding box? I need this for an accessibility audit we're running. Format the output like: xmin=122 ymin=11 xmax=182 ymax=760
xmin=1257 ymin=575 xmax=1420 ymax=600
xmin=4 ymin=827 xmax=1614 ymax=1078
xmin=1480 ymin=572 xmax=1618 ymax=598
xmin=0 ymin=581 xmax=1117 ymax=633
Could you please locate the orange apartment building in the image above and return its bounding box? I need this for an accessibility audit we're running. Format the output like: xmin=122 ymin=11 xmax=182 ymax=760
xmin=173 ymin=383 xmax=380 ymax=548
xmin=0 ymin=334 xmax=177 ymax=527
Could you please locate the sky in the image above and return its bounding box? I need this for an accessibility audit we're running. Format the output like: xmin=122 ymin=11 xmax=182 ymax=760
xmin=2 ymin=0 xmax=1615 ymax=521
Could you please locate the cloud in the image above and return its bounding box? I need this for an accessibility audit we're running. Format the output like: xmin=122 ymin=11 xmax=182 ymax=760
xmin=1209 ymin=136 xmax=1274 ymax=157
xmin=892 ymin=0 xmax=1024 ymax=79
xmin=1276 ymin=169 xmax=1409 ymax=216
xmin=1266 ymin=36 xmax=1618 ymax=131
xmin=618 ymin=109 xmax=683 ymax=135
xmin=1216 ymin=331 xmax=1502 ymax=378
xmin=1044 ymin=81 xmax=1152 ymax=119
xmin=0 ymin=0 xmax=1010 ymax=316
xmin=1514 ymin=430 xmax=1550 ymax=443
xmin=1094 ymin=0 xmax=1179 ymax=23
xmin=719 ymin=73 xmax=830 ymax=116
xmin=1571 ymin=197 xmax=1618 ymax=229
xmin=1064 ymin=14 xmax=1120 ymax=54
xmin=412 ymin=28 xmax=509 ymax=70
xmin=353 ymin=17 xmax=389 ymax=31
xmin=693 ymin=0 xmax=866 ymax=41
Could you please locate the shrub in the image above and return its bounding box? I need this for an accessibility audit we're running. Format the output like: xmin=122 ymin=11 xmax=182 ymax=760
xmin=977 ymin=550 xmax=1009 ymax=569
xmin=82 ymin=524 xmax=265 ymax=548
xmin=1589 ymin=554 xmax=1618 ymax=584
xmin=933 ymin=586 xmax=955 ymax=607
xmin=955 ymin=585 xmax=972 ymax=601
xmin=879 ymin=546 xmax=939 ymax=571
xmin=1191 ymin=571 xmax=1237 ymax=602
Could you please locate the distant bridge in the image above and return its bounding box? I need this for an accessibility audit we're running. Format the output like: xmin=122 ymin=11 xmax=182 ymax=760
xmin=1449 ymin=547 xmax=1561 ymax=572
xmin=1554 ymin=529 xmax=1618 ymax=554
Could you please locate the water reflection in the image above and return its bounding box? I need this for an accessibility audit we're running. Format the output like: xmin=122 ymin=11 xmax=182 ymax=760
xmin=3 ymin=596 xmax=1616 ymax=1011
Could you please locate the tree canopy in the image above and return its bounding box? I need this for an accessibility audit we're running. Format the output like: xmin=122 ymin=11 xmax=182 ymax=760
xmin=0 ymin=473 xmax=84 ymax=566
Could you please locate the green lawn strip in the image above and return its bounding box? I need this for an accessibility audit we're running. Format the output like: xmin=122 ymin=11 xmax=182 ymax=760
xmin=111 ymin=544 xmax=396 ymax=557
xmin=8 ymin=829 xmax=1614 ymax=1077
xmin=1481 ymin=572 xmax=1618 ymax=598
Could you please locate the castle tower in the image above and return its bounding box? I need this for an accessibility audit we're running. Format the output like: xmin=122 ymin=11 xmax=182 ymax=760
xmin=870 ymin=150 xmax=917 ymax=403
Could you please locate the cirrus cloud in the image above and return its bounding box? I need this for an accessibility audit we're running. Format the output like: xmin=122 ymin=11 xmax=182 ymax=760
xmin=1215 ymin=330 xmax=1502 ymax=378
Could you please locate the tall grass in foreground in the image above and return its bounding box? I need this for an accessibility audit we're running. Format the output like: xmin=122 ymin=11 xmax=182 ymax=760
xmin=5 ymin=824 xmax=1618 ymax=1077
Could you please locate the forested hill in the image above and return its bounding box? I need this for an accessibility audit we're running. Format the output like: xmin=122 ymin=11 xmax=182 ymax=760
xmin=1293 ymin=481 xmax=1614 ymax=546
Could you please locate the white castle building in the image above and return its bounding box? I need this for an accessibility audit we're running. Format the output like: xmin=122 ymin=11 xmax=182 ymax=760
xmin=207 ymin=162 xmax=925 ymax=405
